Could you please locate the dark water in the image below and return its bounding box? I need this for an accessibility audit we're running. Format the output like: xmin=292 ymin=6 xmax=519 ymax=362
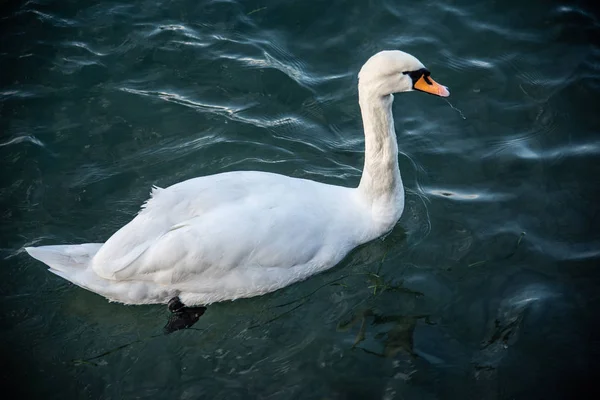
xmin=2 ymin=0 xmax=599 ymax=398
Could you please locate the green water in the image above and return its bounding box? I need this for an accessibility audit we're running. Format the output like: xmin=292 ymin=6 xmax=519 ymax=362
xmin=1 ymin=0 xmax=599 ymax=398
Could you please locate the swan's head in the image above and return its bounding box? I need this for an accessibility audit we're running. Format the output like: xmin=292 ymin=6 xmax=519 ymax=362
xmin=358 ymin=50 xmax=449 ymax=98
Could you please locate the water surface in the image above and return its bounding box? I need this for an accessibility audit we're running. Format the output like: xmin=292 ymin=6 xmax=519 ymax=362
xmin=1 ymin=0 xmax=599 ymax=398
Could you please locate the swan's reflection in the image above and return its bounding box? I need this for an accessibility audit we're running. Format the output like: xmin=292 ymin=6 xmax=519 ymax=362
xmin=337 ymin=308 xmax=433 ymax=358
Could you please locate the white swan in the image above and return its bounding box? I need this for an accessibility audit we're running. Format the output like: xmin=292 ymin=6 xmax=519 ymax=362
xmin=25 ymin=50 xmax=449 ymax=322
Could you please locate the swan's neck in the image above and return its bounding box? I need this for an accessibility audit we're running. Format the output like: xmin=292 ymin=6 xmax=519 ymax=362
xmin=357 ymin=88 xmax=404 ymax=229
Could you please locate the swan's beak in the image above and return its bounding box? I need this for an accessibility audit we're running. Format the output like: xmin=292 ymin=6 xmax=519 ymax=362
xmin=414 ymin=75 xmax=450 ymax=97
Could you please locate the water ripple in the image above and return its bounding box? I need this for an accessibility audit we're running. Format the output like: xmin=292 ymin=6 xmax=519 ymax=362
xmin=64 ymin=41 xmax=108 ymax=57
xmin=0 ymin=135 xmax=45 ymax=148
xmin=25 ymin=9 xmax=77 ymax=27
xmin=527 ymin=232 xmax=600 ymax=262
xmin=118 ymin=86 xmax=322 ymax=134
xmin=426 ymin=187 xmax=514 ymax=202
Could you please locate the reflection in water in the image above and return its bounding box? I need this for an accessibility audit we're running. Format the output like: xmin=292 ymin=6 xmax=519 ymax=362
xmin=337 ymin=308 xmax=432 ymax=359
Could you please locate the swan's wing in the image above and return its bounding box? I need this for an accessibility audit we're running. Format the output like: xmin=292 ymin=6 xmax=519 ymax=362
xmin=90 ymin=171 xmax=263 ymax=278
xmin=120 ymin=198 xmax=336 ymax=288
xmin=91 ymin=171 xmax=359 ymax=283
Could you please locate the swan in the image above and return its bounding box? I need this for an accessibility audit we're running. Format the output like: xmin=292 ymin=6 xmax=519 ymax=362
xmin=25 ymin=50 xmax=449 ymax=330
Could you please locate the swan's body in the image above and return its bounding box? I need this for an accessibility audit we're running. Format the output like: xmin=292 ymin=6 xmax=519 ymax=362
xmin=32 ymin=172 xmax=381 ymax=306
xmin=26 ymin=50 xmax=449 ymax=307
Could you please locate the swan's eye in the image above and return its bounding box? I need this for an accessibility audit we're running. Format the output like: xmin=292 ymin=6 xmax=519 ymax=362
xmin=402 ymin=68 xmax=431 ymax=85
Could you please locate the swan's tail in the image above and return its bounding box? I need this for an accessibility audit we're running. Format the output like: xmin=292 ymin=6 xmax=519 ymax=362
xmin=25 ymin=243 xmax=172 ymax=305
xmin=25 ymin=243 xmax=110 ymax=295
xmin=25 ymin=243 xmax=103 ymax=273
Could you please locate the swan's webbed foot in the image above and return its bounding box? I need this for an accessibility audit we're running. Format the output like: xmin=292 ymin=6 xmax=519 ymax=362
xmin=167 ymin=296 xmax=186 ymax=313
xmin=164 ymin=296 xmax=206 ymax=334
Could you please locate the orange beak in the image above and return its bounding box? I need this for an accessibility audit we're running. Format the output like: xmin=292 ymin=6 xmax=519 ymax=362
xmin=414 ymin=75 xmax=450 ymax=97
